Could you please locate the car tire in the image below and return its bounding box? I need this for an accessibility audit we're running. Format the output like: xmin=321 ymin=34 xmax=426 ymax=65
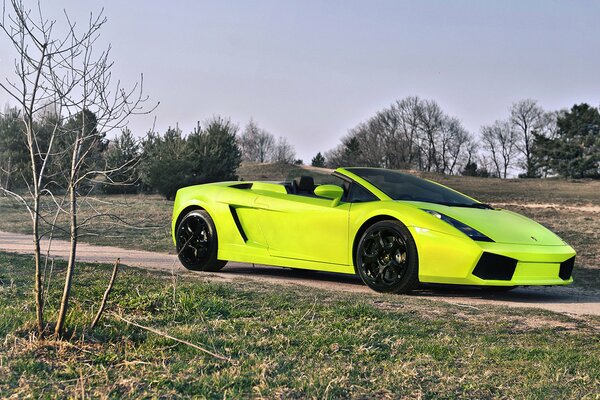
xmin=356 ymin=220 xmax=419 ymax=294
xmin=175 ymin=209 xmax=227 ymax=272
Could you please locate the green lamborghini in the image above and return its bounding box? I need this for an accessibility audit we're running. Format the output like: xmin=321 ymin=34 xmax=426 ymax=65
xmin=171 ymin=167 xmax=576 ymax=293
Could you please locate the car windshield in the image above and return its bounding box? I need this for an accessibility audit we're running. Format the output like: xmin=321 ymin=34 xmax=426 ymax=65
xmin=346 ymin=168 xmax=483 ymax=207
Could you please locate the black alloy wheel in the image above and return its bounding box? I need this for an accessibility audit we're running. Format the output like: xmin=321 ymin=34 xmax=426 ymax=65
xmin=356 ymin=220 xmax=419 ymax=293
xmin=176 ymin=209 xmax=227 ymax=271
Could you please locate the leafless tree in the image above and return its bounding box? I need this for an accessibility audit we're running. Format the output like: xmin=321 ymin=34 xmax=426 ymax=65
xmin=481 ymin=120 xmax=518 ymax=179
xmin=510 ymin=99 xmax=552 ymax=177
xmin=0 ymin=0 xmax=153 ymax=336
xmin=392 ymin=96 xmax=421 ymax=167
xmin=271 ymin=136 xmax=296 ymax=164
xmin=239 ymin=119 xmax=275 ymax=163
xmin=438 ymin=117 xmax=473 ymax=175
xmin=325 ymin=96 xmax=474 ymax=174
xmin=416 ymin=99 xmax=445 ymax=172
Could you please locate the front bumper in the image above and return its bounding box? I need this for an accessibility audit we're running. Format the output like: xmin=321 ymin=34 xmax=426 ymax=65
xmin=412 ymin=227 xmax=576 ymax=286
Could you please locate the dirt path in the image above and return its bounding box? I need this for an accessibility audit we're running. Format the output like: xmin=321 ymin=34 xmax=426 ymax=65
xmin=1 ymin=230 xmax=599 ymax=317
xmin=492 ymin=202 xmax=600 ymax=213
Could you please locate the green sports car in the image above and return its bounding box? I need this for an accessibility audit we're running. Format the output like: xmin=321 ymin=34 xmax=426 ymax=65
xmin=171 ymin=167 xmax=576 ymax=293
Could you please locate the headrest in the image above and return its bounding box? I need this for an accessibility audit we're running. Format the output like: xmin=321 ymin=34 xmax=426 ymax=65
xmin=296 ymin=176 xmax=314 ymax=192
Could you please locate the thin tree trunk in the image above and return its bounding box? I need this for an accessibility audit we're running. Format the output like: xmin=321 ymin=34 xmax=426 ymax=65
xmin=54 ymin=182 xmax=77 ymax=337
xmin=4 ymin=156 xmax=11 ymax=190
xmin=25 ymin=119 xmax=44 ymax=335
xmin=55 ymin=132 xmax=82 ymax=337
xmin=90 ymin=258 xmax=120 ymax=330
xmin=32 ymin=195 xmax=44 ymax=334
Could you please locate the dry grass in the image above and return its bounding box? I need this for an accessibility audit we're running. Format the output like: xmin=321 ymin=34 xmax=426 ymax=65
xmin=1 ymin=253 xmax=599 ymax=398
xmin=237 ymin=162 xmax=304 ymax=181
xmin=429 ymin=174 xmax=600 ymax=206
xmin=0 ymin=194 xmax=174 ymax=253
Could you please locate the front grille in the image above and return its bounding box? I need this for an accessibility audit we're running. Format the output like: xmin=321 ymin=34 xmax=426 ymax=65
xmin=559 ymin=256 xmax=575 ymax=280
xmin=472 ymin=252 xmax=517 ymax=281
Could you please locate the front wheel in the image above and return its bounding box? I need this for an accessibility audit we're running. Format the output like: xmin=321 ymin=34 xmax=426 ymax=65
xmin=355 ymin=220 xmax=419 ymax=294
xmin=175 ymin=209 xmax=227 ymax=271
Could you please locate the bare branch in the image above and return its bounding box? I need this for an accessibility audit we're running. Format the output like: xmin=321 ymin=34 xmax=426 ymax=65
xmin=89 ymin=258 xmax=119 ymax=330
xmin=112 ymin=313 xmax=235 ymax=364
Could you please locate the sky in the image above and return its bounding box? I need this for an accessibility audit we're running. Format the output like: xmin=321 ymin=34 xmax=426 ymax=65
xmin=1 ymin=0 xmax=599 ymax=162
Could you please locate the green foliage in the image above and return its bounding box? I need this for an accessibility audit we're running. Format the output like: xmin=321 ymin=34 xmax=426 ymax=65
xmin=139 ymin=128 xmax=193 ymax=200
xmin=533 ymin=104 xmax=600 ymax=178
xmin=187 ymin=116 xmax=241 ymax=183
xmin=0 ymin=107 xmax=107 ymax=192
xmin=45 ymin=109 xmax=107 ymax=191
xmin=461 ymin=161 xmax=491 ymax=177
xmin=0 ymin=108 xmax=28 ymax=190
xmin=140 ymin=116 xmax=241 ymax=199
xmin=101 ymin=128 xmax=141 ymax=194
xmin=311 ymin=152 xmax=326 ymax=167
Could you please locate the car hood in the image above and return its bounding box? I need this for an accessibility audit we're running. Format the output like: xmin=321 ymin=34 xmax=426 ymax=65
xmin=404 ymin=201 xmax=565 ymax=246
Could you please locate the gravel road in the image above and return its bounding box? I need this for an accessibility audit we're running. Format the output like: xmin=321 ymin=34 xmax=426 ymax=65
xmin=1 ymin=230 xmax=598 ymax=316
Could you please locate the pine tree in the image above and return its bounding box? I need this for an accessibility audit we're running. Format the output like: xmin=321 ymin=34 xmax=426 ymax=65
xmin=102 ymin=128 xmax=141 ymax=194
xmin=311 ymin=152 xmax=325 ymax=167
xmin=0 ymin=107 xmax=28 ymax=190
xmin=534 ymin=104 xmax=600 ymax=178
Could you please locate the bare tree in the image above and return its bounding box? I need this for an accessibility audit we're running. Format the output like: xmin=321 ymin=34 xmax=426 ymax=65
xmin=0 ymin=0 xmax=95 ymax=334
xmin=481 ymin=120 xmax=518 ymax=179
xmin=416 ymin=99 xmax=445 ymax=172
xmin=271 ymin=136 xmax=296 ymax=164
xmin=325 ymin=96 xmax=474 ymax=174
xmin=438 ymin=117 xmax=473 ymax=175
xmin=0 ymin=0 xmax=153 ymax=336
xmin=239 ymin=119 xmax=275 ymax=163
xmin=392 ymin=96 xmax=422 ymax=167
xmin=510 ymin=99 xmax=552 ymax=177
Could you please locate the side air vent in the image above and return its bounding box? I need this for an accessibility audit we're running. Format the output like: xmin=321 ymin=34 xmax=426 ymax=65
xmin=230 ymin=183 xmax=253 ymax=189
xmin=559 ymin=256 xmax=575 ymax=280
xmin=472 ymin=252 xmax=517 ymax=281
xmin=229 ymin=206 xmax=248 ymax=242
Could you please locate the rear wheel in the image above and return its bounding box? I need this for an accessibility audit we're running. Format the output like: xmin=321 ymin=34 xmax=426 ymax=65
xmin=176 ymin=210 xmax=227 ymax=271
xmin=356 ymin=220 xmax=419 ymax=294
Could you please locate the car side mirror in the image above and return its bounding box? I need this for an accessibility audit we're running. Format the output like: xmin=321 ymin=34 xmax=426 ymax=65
xmin=314 ymin=184 xmax=344 ymax=206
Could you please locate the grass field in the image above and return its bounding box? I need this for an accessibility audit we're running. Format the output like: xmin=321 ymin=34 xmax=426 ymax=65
xmin=1 ymin=165 xmax=599 ymax=397
xmin=1 ymin=252 xmax=599 ymax=398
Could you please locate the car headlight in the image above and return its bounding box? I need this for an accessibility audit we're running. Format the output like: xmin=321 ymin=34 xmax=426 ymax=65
xmin=422 ymin=209 xmax=494 ymax=242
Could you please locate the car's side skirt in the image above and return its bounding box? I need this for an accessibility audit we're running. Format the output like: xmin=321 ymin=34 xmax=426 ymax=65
xmin=219 ymin=246 xmax=356 ymax=275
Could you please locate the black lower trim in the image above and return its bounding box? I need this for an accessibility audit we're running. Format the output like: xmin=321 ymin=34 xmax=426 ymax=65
xmin=559 ymin=256 xmax=575 ymax=280
xmin=472 ymin=252 xmax=517 ymax=281
xmin=229 ymin=206 xmax=248 ymax=242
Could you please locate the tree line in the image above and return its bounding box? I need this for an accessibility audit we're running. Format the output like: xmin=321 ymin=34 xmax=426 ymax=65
xmin=2 ymin=97 xmax=599 ymax=204
xmin=320 ymin=96 xmax=600 ymax=179
xmin=0 ymin=110 xmax=302 ymax=199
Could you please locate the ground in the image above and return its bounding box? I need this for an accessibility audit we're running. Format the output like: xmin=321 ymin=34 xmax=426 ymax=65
xmin=1 ymin=253 xmax=599 ymax=398
xmin=0 ymin=163 xmax=599 ymax=398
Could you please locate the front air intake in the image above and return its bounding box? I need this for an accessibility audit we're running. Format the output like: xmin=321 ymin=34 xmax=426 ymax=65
xmin=559 ymin=256 xmax=575 ymax=280
xmin=472 ymin=252 xmax=517 ymax=281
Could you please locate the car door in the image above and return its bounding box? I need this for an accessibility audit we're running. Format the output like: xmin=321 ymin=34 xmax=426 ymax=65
xmin=255 ymin=192 xmax=350 ymax=265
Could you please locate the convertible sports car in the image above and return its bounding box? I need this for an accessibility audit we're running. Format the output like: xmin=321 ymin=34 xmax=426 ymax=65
xmin=171 ymin=167 xmax=576 ymax=293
